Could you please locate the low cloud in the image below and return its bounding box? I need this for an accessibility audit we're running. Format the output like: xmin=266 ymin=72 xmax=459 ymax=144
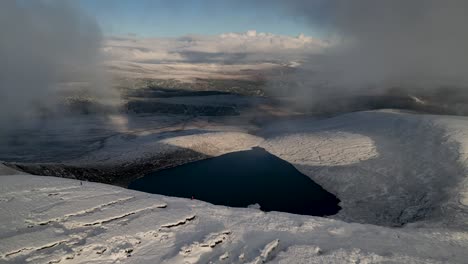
xmin=103 ymin=30 xmax=325 ymax=64
xmin=265 ymin=0 xmax=468 ymax=99
xmin=0 ymin=0 xmax=115 ymax=129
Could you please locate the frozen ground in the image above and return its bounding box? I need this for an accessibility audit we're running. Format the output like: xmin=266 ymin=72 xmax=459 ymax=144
xmin=261 ymin=110 xmax=468 ymax=228
xmin=1 ymin=110 xmax=468 ymax=263
xmin=3 ymin=111 xmax=468 ymax=226
xmin=12 ymin=110 xmax=465 ymax=227
xmin=0 ymin=174 xmax=467 ymax=264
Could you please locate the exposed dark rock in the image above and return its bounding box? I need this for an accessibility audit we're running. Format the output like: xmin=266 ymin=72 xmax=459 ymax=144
xmin=126 ymin=87 xmax=231 ymax=98
xmin=125 ymin=100 xmax=239 ymax=116
xmin=5 ymin=149 xmax=210 ymax=187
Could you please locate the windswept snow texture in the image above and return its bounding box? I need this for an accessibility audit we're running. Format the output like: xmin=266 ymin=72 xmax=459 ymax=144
xmin=1 ymin=110 xmax=468 ymax=263
xmin=3 ymin=110 xmax=468 ymax=228
xmin=261 ymin=110 xmax=468 ymax=227
xmin=1 ymin=175 xmax=467 ymax=264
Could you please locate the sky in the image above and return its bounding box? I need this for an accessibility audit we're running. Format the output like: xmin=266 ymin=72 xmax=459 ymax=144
xmin=3 ymin=0 xmax=468 ymax=126
xmin=79 ymin=0 xmax=316 ymax=37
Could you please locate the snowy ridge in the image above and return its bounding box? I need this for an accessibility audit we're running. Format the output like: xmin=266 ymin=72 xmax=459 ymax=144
xmin=1 ymin=110 xmax=468 ymax=263
xmin=0 ymin=175 xmax=467 ymax=263
xmin=261 ymin=110 xmax=468 ymax=227
xmin=71 ymin=130 xmax=262 ymax=167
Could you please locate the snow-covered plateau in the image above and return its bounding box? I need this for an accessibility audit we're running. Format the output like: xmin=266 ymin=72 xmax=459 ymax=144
xmin=1 ymin=110 xmax=468 ymax=263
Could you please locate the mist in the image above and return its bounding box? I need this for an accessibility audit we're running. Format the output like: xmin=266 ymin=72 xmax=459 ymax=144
xmin=2 ymin=0 xmax=468 ymax=120
xmin=0 ymin=0 xmax=114 ymax=129
xmin=256 ymin=0 xmax=468 ymax=104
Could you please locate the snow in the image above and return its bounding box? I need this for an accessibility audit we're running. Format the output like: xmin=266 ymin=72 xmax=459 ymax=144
xmin=59 ymin=110 xmax=466 ymax=227
xmin=261 ymin=110 xmax=468 ymax=228
xmin=252 ymin=239 xmax=280 ymax=264
xmin=0 ymin=164 xmax=25 ymax=176
xmin=0 ymin=174 xmax=467 ymax=264
xmin=72 ymin=129 xmax=262 ymax=166
xmin=161 ymin=132 xmax=262 ymax=157
xmin=431 ymin=115 xmax=468 ymax=208
xmin=1 ymin=110 xmax=468 ymax=263
xmin=261 ymin=131 xmax=378 ymax=166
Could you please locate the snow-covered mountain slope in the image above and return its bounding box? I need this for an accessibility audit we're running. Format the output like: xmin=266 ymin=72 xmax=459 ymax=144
xmin=1 ymin=110 xmax=468 ymax=263
xmin=0 ymin=164 xmax=26 ymax=176
xmin=1 ymin=174 xmax=467 ymax=264
xmin=3 ymin=110 xmax=468 ymax=227
xmin=261 ymin=110 xmax=468 ymax=228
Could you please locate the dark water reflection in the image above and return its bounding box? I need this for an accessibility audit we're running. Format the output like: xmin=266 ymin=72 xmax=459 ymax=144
xmin=130 ymin=147 xmax=341 ymax=216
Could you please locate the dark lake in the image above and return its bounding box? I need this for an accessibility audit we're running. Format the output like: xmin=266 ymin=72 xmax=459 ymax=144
xmin=129 ymin=147 xmax=341 ymax=216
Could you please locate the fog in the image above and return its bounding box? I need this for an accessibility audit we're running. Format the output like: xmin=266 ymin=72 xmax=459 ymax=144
xmin=267 ymin=0 xmax=468 ymax=101
xmin=0 ymin=0 xmax=114 ymax=129
xmin=143 ymin=0 xmax=468 ymax=105
xmin=2 ymin=0 xmax=468 ymax=121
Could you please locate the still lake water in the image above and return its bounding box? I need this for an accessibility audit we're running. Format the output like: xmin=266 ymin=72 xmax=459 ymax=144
xmin=129 ymin=147 xmax=341 ymax=216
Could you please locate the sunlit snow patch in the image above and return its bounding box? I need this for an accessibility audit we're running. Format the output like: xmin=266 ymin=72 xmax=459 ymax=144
xmin=264 ymin=132 xmax=378 ymax=166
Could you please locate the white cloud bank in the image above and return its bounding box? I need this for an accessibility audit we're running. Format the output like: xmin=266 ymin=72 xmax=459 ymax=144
xmin=0 ymin=0 xmax=118 ymax=130
xmin=103 ymin=30 xmax=326 ymax=64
